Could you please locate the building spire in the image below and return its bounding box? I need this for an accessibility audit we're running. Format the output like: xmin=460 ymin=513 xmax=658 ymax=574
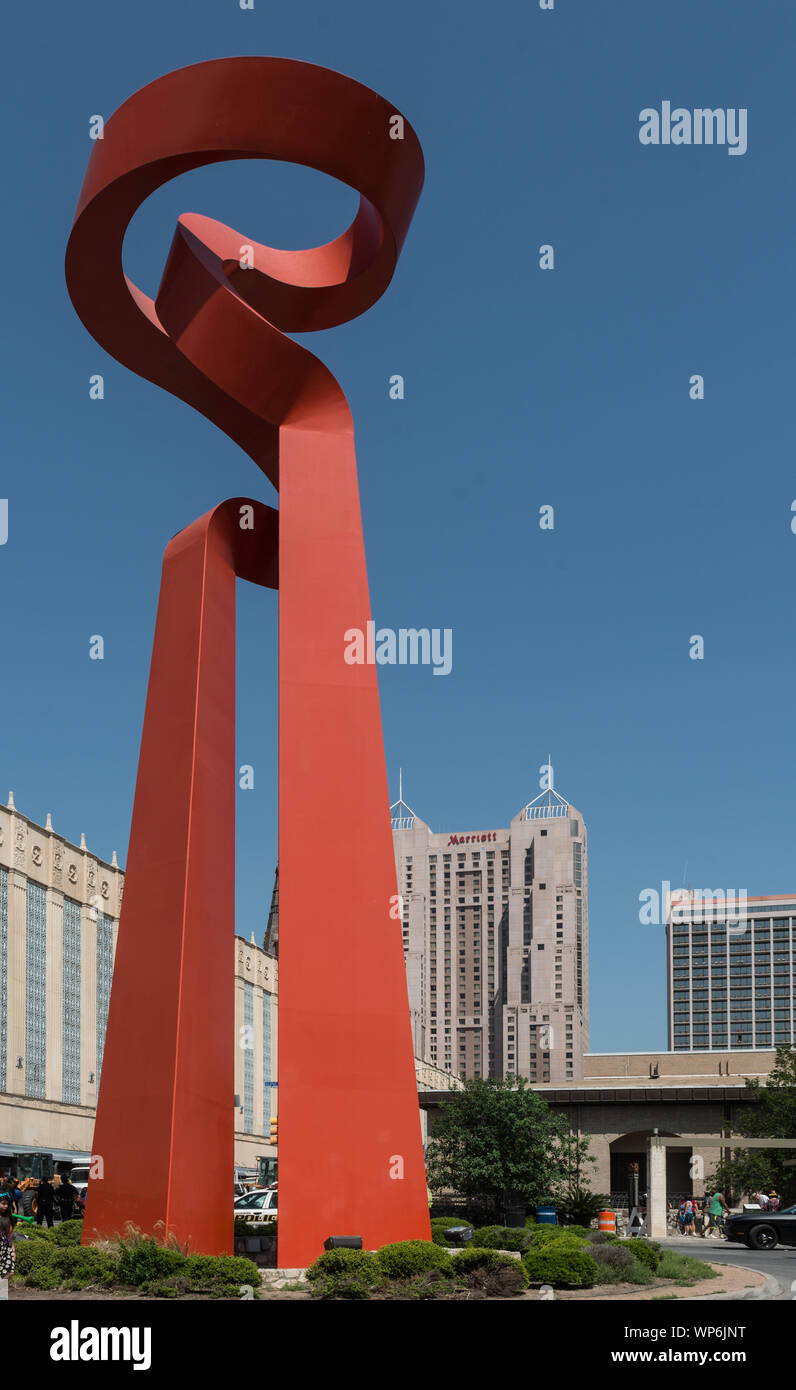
xmin=7 ymin=791 xmax=14 ymax=810
xmin=390 ymin=769 xmax=417 ymax=830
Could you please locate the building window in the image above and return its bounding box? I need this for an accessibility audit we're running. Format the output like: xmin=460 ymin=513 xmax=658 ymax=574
xmin=96 ymin=912 xmax=114 ymax=1088
xmin=243 ymin=980 xmax=254 ymax=1133
xmin=262 ymin=992 xmax=272 ymax=1136
xmin=62 ymin=898 xmax=81 ymax=1105
xmin=25 ymin=881 xmax=47 ymax=1098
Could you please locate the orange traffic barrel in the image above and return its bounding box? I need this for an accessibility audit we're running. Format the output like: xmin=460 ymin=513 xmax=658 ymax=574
xmin=598 ymin=1210 xmax=616 ymax=1233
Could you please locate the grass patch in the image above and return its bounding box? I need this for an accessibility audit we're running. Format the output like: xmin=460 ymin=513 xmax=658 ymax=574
xmin=656 ymin=1250 xmax=715 ymax=1284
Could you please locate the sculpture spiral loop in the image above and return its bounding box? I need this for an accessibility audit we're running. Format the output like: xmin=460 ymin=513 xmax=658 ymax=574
xmin=65 ymin=56 xmax=424 ymax=485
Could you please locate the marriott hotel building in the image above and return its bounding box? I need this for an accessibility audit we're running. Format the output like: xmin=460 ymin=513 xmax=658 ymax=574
xmin=392 ymin=786 xmax=588 ymax=1083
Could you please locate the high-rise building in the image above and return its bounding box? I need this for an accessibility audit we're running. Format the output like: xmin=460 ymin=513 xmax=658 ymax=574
xmin=391 ymin=782 xmax=589 ymax=1083
xmin=667 ymin=892 xmax=796 ymax=1051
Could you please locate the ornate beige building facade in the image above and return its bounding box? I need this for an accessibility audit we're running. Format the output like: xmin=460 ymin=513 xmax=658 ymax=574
xmin=0 ymin=796 xmax=278 ymax=1174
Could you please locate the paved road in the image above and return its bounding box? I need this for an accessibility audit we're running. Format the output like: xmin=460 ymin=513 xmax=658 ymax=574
xmin=663 ymin=1236 xmax=795 ymax=1299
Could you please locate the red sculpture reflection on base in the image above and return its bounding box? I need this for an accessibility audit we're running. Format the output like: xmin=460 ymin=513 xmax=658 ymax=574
xmin=65 ymin=58 xmax=429 ymax=1266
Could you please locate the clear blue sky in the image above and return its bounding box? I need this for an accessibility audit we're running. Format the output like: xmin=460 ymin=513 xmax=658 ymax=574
xmin=1 ymin=0 xmax=793 ymax=1053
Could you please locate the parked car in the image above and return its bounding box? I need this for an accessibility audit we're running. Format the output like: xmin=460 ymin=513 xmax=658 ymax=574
xmin=724 ymin=1203 xmax=796 ymax=1250
xmin=233 ymin=1188 xmax=277 ymax=1223
xmin=68 ymin=1166 xmax=89 ymax=1201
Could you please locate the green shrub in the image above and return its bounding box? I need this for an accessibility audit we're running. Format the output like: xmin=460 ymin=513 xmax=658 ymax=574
xmin=588 ymin=1243 xmax=641 ymax=1284
xmin=553 ymin=1223 xmax=591 ymax=1239
xmin=200 ymin=1254 xmax=259 ymax=1288
xmin=53 ymin=1220 xmax=85 ymax=1246
xmin=311 ymin=1273 xmax=376 ymax=1300
xmin=556 ymin=1190 xmax=608 ymax=1228
xmin=44 ymin=1246 xmax=118 ymax=1289
xmin=617 ymin=1239 xmax=660 ymax=1273
xmin=528 ymin=1225 xmax=583 ymax=1248
xmin=14 ymin=1238 xmax=56 ymax=1278
xmin=307 ymin=1248 xmax=381 ymax=1281
xmin=24 ymin=1262 xmax=62 ymax=1289
xmin=377 ymin=1240 xmax=453 ymax=1281
xmin=25 ymin=1225 xmax=55 ymax=1241
xmin=657 ymin=1250 xmax=715 ymax=1284
xmin=452 ymin=1248 xmax=529 ymax=1287
xmin=523 ymin=1243 xmax=599 ymax=1289
xmin=307 ymin=1250 xmax=383 ymax=1300
xmin=117 ymin=1236 xmax=186 ymax=1286
xmin=470 ymin=1225 xmax=531 ymax=1252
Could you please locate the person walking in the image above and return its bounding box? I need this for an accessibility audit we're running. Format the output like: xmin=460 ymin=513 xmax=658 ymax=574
xmin=707 ymin=1189 xmax=728 ymax=1238
xmin=699 ymin=1196 xmax=711 ymax=1237
xmin=35 ymin=1177 xmax=55 ymax=1228
xmin=0 ymin=1193 xmax=16 ymax=1300
xmin=58 ymin=1176 xmax=76 ymax=1223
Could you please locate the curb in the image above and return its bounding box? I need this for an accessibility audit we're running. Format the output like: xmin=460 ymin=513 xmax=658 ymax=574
xmin=690 ymin=1266 xmax=782 ymax=1301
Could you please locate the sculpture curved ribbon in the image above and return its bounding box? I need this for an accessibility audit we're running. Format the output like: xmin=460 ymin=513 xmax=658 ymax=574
xmin=65 ymin=57 xmax=428 ymax=1265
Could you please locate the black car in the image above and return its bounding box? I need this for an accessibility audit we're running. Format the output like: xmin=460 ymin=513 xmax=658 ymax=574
xmin=724 ymin=1203 xmax=796 ymax=1251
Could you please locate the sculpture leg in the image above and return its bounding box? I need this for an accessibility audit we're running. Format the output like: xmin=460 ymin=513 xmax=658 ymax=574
xmin=85 ymin=500 xmax=277 ymax=1253
xmin=277 ymin=425 xmax=431 ymax=1268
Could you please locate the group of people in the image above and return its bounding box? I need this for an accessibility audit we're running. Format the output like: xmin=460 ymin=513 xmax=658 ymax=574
xmin=0 ymin=1173 xmax=83 ymax=1297
xmin=751 ymin=1190 xmax=781 ymax=1212
xmin=675 ymin=1189 xmax=729 ymax=1237
xmin=0 ymin=1173 xmax=81 ymax=1226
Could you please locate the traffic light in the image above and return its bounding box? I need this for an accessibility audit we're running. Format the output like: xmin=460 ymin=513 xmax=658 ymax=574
xmin=269 ymin=1116 xmax=278 ymax=1146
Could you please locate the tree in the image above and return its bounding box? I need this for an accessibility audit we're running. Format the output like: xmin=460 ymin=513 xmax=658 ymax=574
xmin=708 ymin=1046 xmax=796 ymax=1204
xmin=425 ymin=1077 xmax=576 ymax=1220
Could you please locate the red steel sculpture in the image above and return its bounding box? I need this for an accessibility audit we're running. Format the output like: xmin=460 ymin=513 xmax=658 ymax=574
xmin=65 ymin=57 xmax=429 ymax=1265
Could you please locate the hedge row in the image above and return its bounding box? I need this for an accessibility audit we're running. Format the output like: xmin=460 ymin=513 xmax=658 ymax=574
xmin=306 ymin=1241 xmax=528 ymax=1299
xmin=13 ymin=1230 xmax=258 ymax=1298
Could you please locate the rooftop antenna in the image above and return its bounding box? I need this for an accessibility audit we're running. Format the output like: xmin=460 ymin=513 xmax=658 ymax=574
xmin=390 ymin=767 xmax=417 ymax=830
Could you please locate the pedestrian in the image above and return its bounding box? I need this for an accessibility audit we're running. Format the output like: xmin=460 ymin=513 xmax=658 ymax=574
xmin=767 ymin=1190 xmax=781 ymax=1212
xmin=707 ymin=1189 xmax=728 ymax=1237
xmin=58 ymin=1176 xmax=76 ymax=1223
xmin=0 ymin=1192 xmax=16 ymax=1299
xmin=35 ymin=1177 xmax=54 ymax=1228
xmin=699 ymin=1196 xmax=711 ymax=1237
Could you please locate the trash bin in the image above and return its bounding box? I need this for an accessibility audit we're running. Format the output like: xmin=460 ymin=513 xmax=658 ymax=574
xmin=535 ymin=1205 xmax=557 ymax=1225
